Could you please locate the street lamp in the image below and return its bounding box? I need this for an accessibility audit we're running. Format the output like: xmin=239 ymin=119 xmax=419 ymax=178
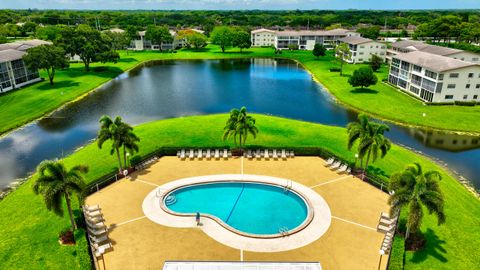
xmin=377 ymin=249 xmax=385 ymax=270
xmin=126 ymin=152 xmax=130 ymax=168
xmin=354 ymin=153 xmax=359 ymax=167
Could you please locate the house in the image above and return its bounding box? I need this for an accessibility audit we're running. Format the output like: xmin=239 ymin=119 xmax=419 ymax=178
xmin=388 ymin=51 xmax=480 ymax=103
xmin=386 ymin=40 xmax=480 ymax=64
xmin=132 ymin=30 xmax=179 ymax=51
xmin=337 ymin=36 xmax=387 ymax=64
xmin=0 ymin=39 xmax=51 ymax=93
xmin=250 ymin=28 xmax=360 ymax=50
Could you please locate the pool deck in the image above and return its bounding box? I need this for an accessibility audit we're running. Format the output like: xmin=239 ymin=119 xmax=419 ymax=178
xmin=86 ymin=156 xmax=390 ymax=270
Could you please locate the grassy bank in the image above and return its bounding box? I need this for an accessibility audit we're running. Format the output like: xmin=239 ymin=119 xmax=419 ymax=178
xmin=0 ymin=114 xmax=478 ymax=269
xmin=0 ymin=45 xmax=479 ymax=136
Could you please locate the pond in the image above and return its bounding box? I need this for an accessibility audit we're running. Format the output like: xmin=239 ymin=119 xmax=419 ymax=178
xmin=0 ymin=58 xmax=478 ymax=191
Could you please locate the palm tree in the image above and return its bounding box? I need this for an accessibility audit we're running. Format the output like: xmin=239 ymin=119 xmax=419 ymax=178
xmin=358 ymin=122 xmax=391 ymax=170
xmin=335 ymin=43 xmax=352 ymax=76
xmin=388 ymin=163 xmax=446 ymax=240
xmin=33 ymin=160 xmax=88 ymax=231
xmin=223 ymin=106 xmax=259 ymax=149
xmin=347 ymin=114 xmax=370 ymax=166
xmin=122 ymin=128 xmax=140 ymax=167
xmin=97 ymin=115 xmax=124 ymax=172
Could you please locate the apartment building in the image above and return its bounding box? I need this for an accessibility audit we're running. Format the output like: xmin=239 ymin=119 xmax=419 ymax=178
xmin=251 ymin=28 xmax=276 ymax=47
xmin=386 ymin=40 xmax=480 ymax=64
xmin=337 ymin=36 xmax=387 ymax=64
xmin=388 ymin=51 xmax=480 ymax=103
xmin=250 ymin=28 xmax=360 ymax=50
xmin=132 ymin=30 xmax=179 ymax=51
xmin=0 ymin=40 xmax=50 ymax=93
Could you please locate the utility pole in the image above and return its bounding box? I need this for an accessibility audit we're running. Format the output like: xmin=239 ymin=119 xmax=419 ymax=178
xmin=307 ymin=18 xmax=310 ymax=30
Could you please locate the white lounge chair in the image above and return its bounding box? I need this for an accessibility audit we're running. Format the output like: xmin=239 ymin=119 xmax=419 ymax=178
xmin=330 ymin=161 xmax=341 ymax=170
xmin=290 ymin=150 xmax=295 ymax=157
xmin=346 ymin=168 xmax=352 ymax=174
xmin=88 ymin=234 xmax=109 ymax=244
xmin=273 ymin=149 xmax=278 ymax=159
xmin=180 ymin=149 xmax=186 ymax=160
xmin=189 ymin=149 xmax=195 ymax=159
xmin=84 ymin=209 xmax=102 ymax=218
xmin=246 ymin=150 xmax=253 ymax=159
xmin=377 ymin=223 xmax=395 ymax=233
xmin=264 ymin=149 xmax=269 ymax=159
xmin=214 ymin=149 xmax=220 ymax=159
xmin=177 ymin=150 xmax=181 ymax=158
xmin=337 ymin=164 xmax=348 ymax=173
xmin=94 ymin=242 xmax=113 ymax=257
xmin=206 ymin=149 xmax=211 ymax=159
xmin=281 ymin=149 xmax=287 ymax=159
xmin=88 ymin=226 xmax=108 ymax=236
xmin=86 ymin=220 xmax=106 ymax=230
xmin=197 ymin=149 xmax=203 ymax=159
xmin=85 ymin=215 xmax=104 ymax=223
xmin=325 ymin=158 xmax=335 ymax=166
xmin=223 ymin=149 xmax=228 ymax=159
xmin=256 ymin=149 xmax=261 ymax=159
xmin=83 ymin=204 xmax=100 ymax=212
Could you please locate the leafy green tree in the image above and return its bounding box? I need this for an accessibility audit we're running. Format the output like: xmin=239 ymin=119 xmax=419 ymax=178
xmin=19 ymin=22 xmax=38 ymax=36
xmin=223 ymin=106 xmax=259 ymax=149
xmin=210 ymin=26 xmax=234 ymax=53
xmin=335 ymin=43 xmax=351 ymax=76
xmin=357 ymin=26 xmax=381 ymax=40
xmin=348 ymin=67 xmax=378 ymax=89
xmin=369 ymin=54 xmax=383 ymax=72
xmin=189 ymin=32 xmax=208 ymax=49
xmin=22 ymin=44 xmax=69 ymax=85
xmin=388 ymin=163 xmax=445 ymax=240
xmin=35 ymin=25 xmax=63 ymax=41
xmin=33 ymin=160 xmax=88 ymax=231
xmin=347 ymin=114 xmax=390 ymax=169
xmin=232 ymin=30 xmax=251 ymax=52
xmin=145 ymin=25 xmax=173 ymax=52
xmin=105 ymin=31 xmax=131 ymax=51
xmin=0 ymin=23 xmax=19 ymax=38
xmin=312 ymin=43 xmax=326 ymax=58
xmin=0 ymin=35 xmax=7 ymax=44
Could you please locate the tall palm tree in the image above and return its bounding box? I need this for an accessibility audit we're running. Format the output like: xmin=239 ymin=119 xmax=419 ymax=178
xmin=347 ymin=114 xmax=370 ymax=166
xmin=122 ymin=129 xmax=140 ymax=167
xmin=97 ymin=115 xmax=124 ymax=172
xmin=33 ymin=160 xmax=88 ymax=231
xmin=223 ymin=107 xmax=259 ymax=149
xmin=358 ymin=122 xmax=391 ymax=170
xmin=388 ymin=163 xmax=446 ymax=240
xmin=335 ymin=43 xmax=352 ymax=76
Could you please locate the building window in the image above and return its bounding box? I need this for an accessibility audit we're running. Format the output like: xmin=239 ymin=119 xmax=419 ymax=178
xmin=445 ymin=95 xmax=454 ymax=99
xmin=463 ymin=95 xmax=468 ymax=99
xmin=400 ymin=61 xmax=410 ymax=70
xmin=411 ymin=74 xmax=422 ymax=86
xmin=398 ymin=79 xmax=407 ymax=89
xmin=447 ymin=84 xmax=456 ymax=89
xmin=359 ymin=58 xmax=363 ymax=61
xmin=410 ymin=86 xmax=420 ymax=94
xmin=474 ymin=95 xmax=478 ymax=99
xmin=359 ymin=52 xmax=364 ymax=55
xmin=450 ymin=73 xmax=459 ymax=78
xmin=413 ymin=65 xmax=422 ymax=73
xmin=425 ymin=70 xmax=437 ymax=80
xmin=466 ymin=84 xmax=471 ymax=88
xmin=468 ymin=73 xmax=474 ymax=78
xmin=438 ymin=74 xmax=444 ymax=80
xmin=473 ymin=58 xmax=479 ymax=61
xmin=476 ymin=84 xmax=480 ymax=89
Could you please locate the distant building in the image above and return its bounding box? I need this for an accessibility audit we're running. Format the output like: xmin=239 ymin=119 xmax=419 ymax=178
xmin=0 ymin=39 xmax=51 ymax=93
xmin=132 ymin=30 xmax=180 ymax=51
xmin=386 ymin=40 xmax=480 ymax=64
xmin=106 ymin=28 xmax=125 ymax=34
xmin=388 ymin=51 xmax=480 ymax=103
xmin=337 ymin=36 xmax=387 ymax=64
xmin=250 ymin=28 xmax=360 ymax=50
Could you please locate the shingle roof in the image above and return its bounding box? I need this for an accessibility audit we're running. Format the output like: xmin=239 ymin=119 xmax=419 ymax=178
xmin=275 ymin=28 xmax=355 ymax=37
xmin=392 ymin=40 xmax=463 ymax=56
xmin=0 ymin=39 xmax=51 ymax=52
xmin=251 ymin=28 xmax=275 ymax=34
xmin=393 ymin=51 xmax=478 ymax=72
xmin=0 ymin=49 xmax=26 ymax=62
xmin=338 ymin=36 xmax=376 ymax=45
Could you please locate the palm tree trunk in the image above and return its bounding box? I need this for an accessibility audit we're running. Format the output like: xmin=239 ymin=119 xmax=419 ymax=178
xmin=405 ymin=226 xmax=410 ymax=240
xmin=116 ymin=147 xmax=123 ymax=172
xmin=65 ymin=192 xmax=77 ymax=231
xmin=364 ymin=149 xmax=372 ymax=170
xmin=123 ymin=145 xmax=127 ymax=169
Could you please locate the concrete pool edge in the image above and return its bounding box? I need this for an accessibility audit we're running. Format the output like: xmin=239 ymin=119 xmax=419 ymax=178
xmin=142 ymin=174 xmax=332 ymax=252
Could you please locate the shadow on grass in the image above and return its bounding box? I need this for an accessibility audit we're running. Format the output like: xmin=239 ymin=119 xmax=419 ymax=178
xmin=410 ymin=228 xmax=448 ymax=264
xmin=214 ymin=50 xmax=255 ymax=55
xmin=60 ymin=66 xmax=125 ymax=79
xmin=181 ymin=47 xmax=213 ymax=53
xmin=350 ymin=88 xmax=379 ymax=94
xmin=37 ymin=80 xmax=81 ymax=90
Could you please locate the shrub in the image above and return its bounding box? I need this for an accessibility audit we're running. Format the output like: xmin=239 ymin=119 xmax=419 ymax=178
xmin=312 ymin=44 xmax=326 ymax=58
xmin=348 ymin=67 xmax=378 ymax=88
xmin=454 ymin=100 xmax=477 ymax=106
xmin=369 ymin=54 xmax=383 ymax=72
xmin=388 ymin=235 xmax=406 ymax=270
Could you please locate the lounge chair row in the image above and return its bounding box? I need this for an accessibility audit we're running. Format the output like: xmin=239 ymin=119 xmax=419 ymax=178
xmin=324 ymin=158 xmax=351 ymax=174
xmin=244 ymin=149 xmax=294 ymax=160
xmin=377 ymin=212 xmax=398 ymax=253
xmin=135 ymin=156 xmax=159 ymax=170
xmin=177 ymin=149 xmax=232 ymax=160
xmin=83 ymin=204 xmax=113 ymax=258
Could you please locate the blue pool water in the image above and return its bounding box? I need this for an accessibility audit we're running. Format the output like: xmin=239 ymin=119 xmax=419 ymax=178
xmin=165 ymin=182 xmax=309 ymax=235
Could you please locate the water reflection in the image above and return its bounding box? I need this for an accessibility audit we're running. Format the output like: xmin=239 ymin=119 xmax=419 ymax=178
xmin=0 ymin=58 xmax=479 ymax=192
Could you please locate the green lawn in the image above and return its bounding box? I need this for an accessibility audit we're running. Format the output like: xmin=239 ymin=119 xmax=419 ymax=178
xmin=0 ymin=45 xmax=479 ymax=135
xmin=0 ymin=114 xmax=478 ymax=269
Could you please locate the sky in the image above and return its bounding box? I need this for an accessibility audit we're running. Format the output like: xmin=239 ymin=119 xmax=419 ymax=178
xmin=0 ymin=0 xmax=479 ymax=10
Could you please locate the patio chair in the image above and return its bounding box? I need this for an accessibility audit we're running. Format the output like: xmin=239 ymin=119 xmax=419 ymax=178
xmin=223 ymin=149 xmax=228 ymax=159
xmin=281 ymin=149 xmax=287 ymax=159
xmin=273 ymin=149 xmax=278 ymax=159
xmin=330 ymin=161 xmax=341 ymax=170
xmin=84 ymin=209 xmax=103 ymax=218
xmin=180 ymin=149 xmax=186 ymax=160
xmin=88 ymin=234 xmax=109 ymax=244
xmin=246 ymin=149 xmax=253 ymax=159
xmin=264 ymin=149 xmax=269 ymax=159
xmin=290 ymin=150 xmax=295 ymax=157
xmin=87 ymin=226 xmax=108 ymax=236
xmin=86 ymin=220 xmax=106 ymax=230
xmin=325 ymin=158 xmax=334 ymax=166
xmin=206 ymin=149 xmax=211 ymax=159
xmin=256 ymin=149 xmax=262 ymax=159
xmin=336 ymin=164 xmax=348 ymax=173
xmin=83 ymin=204 xmax=100 ymax=212
xmin=85 ymin=215 xmax=105 ymax=223
xmin=346 ymin=168 xmax=352 ymax=174
xmin=177 ymin=150 xmax=181 ymax=158
xmin=197 ymin=149 xmax=203 ymax=159
xmin=189 ymin=149 xmax=195 ymax=159
xmin=94 ymin=242 xmax=113 ymax=257
xmin=214 ymin=149 xmax=220 ymax=159
xmin=377 ymin=223 xmax=395 ymax=234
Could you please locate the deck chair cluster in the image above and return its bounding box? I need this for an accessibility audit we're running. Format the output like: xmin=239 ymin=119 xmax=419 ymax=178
xmin=83 ymin=204 xmax=113 ymax=258
xmin=135 ymin=156 xmax=159 ymax=170
xmin=376 ymin=212 xmax=398 ymax=254
xmin=177 ymin=149 xmax=232 ymax=160
xmin=324 ymin=158 xmax=351 ymax=174
xmin=245 ymin=149 xmax=294 ymax=160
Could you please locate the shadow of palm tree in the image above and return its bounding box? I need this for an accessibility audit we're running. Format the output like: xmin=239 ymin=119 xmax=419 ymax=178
xmin=350 ymin=88 xmax=379 ymax=94
xmin=410 ymin=228 xmax=448 ymax=264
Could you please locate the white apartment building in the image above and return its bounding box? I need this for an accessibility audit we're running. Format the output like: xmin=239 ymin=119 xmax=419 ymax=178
xmin=251 ymin=28 xmax=276 ymax=47
xmin=132 ymin=30 xmax=179 ymax=51
xmin=386 ymin=40 xmax=480 ymax=64
xmin=337 ymin=36 xmax=387 ymax=64
xmin=388 ymin=51 xmax=480 ymax=103
xmin=250 ymin=28 xmax=360 ymax=50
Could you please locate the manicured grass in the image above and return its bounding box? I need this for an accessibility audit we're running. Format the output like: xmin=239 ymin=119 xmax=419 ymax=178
xmin=0 ymin=114 xmax=478 ymax=269
xmin=0 ymin=45 xmax=479 ymax=135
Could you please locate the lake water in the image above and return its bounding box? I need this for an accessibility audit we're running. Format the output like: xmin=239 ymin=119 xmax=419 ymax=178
xmin=0 ymin=58 xmax=478 ymax=191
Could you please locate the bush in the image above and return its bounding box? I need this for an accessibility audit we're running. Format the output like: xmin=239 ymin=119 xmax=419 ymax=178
xmin=369 ymin=54 xmax=383 ymax=72
xmin=388 ymin=235 xmax=405 ymax=270
xmin=348 ymin=67 xmax=378 ymax=88
xmin=75 ymin=229 xmax=93 ymax=269
xmin=454 ymin=100 xmax=477 ymax=106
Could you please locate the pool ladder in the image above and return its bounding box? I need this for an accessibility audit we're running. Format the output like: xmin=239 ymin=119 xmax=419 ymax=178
xmin=279 ymin=227 xmax=289 ymax=237
xmin=284 ymin=180 xmax=292 ymax=193
xmin=165 ymin=194 xmax=177 ymax=206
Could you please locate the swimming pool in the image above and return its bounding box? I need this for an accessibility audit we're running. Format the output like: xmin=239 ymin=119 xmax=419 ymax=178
xmin=164 ymin=181 xmax=310 ymax=237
